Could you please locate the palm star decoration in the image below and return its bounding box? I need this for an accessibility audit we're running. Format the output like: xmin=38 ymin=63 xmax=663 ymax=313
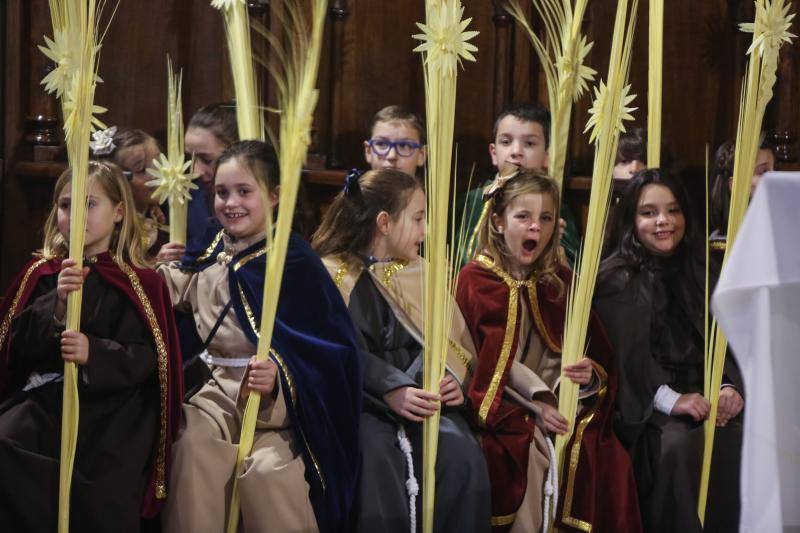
xmin=39 ymin=28 xmax=81 ymax=98
xmin=146 ymin=154 xmax=200 ymax=205
xmin=211 ymin=0 xmax=244 ymax=11
xmin=740 ymin=0 xmax=796 ymax=57
xmin=413 ymin=2 xmax=479 ymax=77
xmin=39 ymin=28 xmax=103 ymax=99
xmin=62 ymin=89 xmax=107 ymax=142
xmin=584 ymin=81 xmax=637 ymax=144
xmin=558 ymin=35 xmax=597 ymax=102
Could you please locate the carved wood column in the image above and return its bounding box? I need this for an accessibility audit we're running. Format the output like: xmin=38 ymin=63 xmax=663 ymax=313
xmin=772 ymin=40 xmax=797 ymax=163
xmin=492 ymin=1 xmax=512 ymax=120
xmin=327 ymin=0 xmax=348 ymax=169
xmin=25 ymin=0 xmax=61 ymax=160
xmin=247 ymin=0 xmax=272 ymax=136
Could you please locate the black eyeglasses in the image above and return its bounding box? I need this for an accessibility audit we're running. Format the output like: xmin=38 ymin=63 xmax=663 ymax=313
xmin=368 ymin=138 xmax=423 ymax=157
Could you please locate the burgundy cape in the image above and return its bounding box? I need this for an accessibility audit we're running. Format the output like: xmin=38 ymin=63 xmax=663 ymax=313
xmin=0 ymin=253 xmax=183 ymax=518
xmin=457 ymin=257 xmax=641 ymax=532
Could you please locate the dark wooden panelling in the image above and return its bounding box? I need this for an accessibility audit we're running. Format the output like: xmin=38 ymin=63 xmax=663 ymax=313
xmin=3 ymin=0 xmax=800 ymax=292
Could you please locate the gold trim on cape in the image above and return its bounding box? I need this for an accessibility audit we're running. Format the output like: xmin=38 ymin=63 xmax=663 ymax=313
xmin=0 ymin=258 xmax=48 ymax=351
xmin=371 ymin=259 xmax=409 ymax=287
xmin=559 ymin=360 xmax=609 ymax=532
xmin=196 ymin=230 xmax=225 ymax=262
xmin=233 ymin=246 xmax=267 ymax=271
xmin=475 ymin=254 xmax=530 ymax=426
xmin=525 ymin=284 xmax=561 ymax=353
xmin=237 ymin=283 xmax=260 ymax=337
xmin=114 ymin=255 xmax=170 ymax=500
xmin=490 ymin=512 xmax=517 ymax=526
xmin=332 ymin=256 xmax=351 ymax=288
xmin=235 ymin=283 xmax=326 ymax=491
xmin=448 ymin=339 xmax=473 ymax=373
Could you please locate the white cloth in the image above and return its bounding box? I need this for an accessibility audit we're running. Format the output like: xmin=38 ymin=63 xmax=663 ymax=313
xmin=21 ymin=372 xmax=63 ymax=392
xmin=653 ymin=384 xmax=681 ymax=415
xmin=712 ymin=171 xmax=800 ymax=533
xmin=199 ymin=350 xmax=251 ymax=368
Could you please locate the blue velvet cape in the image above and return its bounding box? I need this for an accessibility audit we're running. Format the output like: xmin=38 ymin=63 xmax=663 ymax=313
xmin=182 ymin=228 xmax=362 ymax=533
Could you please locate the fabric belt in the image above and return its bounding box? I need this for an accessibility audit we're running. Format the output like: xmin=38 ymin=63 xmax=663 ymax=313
xmin=22 ymin=372 xmax=63 ymax=391
xmin=199 ymin=350 xmax=250 ymax=368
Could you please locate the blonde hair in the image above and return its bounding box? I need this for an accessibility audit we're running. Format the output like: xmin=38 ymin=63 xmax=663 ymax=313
xmin=477 ymin=170 xmax=563 ymax=296
xmin=41 ymin=161 xmax=151 ymax=268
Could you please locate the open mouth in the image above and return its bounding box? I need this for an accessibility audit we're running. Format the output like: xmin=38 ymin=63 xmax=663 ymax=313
xmin=225 ymin=212 xmax=247 ymax=220
xmin=654 ymin=230 xmax=673 ymax=240
xmin=522 ymin=239 xmax=538 ymax=252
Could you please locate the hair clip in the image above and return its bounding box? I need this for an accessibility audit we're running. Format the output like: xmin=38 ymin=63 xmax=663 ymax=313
xmin=343 ymin=168 xmax=363 ymax=197
xmin=89 ymin=126 xmax=118 ymax=156
xmin=482 ymin=169 xmax=521 ymax=201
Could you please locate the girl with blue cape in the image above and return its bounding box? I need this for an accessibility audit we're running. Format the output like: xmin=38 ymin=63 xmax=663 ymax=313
xmin=158 ymin=141 xmax=361 ymax=533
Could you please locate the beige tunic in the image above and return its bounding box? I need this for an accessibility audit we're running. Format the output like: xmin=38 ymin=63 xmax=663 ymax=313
xmin=506 ymin=304 xmax=600 ymax=533
xmin=160 ymin=232 xmax=317 ymax=533
xmin=505 ymin=304 xmax=557 ymax=533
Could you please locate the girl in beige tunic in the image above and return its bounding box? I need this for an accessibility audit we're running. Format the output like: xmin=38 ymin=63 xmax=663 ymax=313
xmin=159 ymin=141 xmax=362 ymax=533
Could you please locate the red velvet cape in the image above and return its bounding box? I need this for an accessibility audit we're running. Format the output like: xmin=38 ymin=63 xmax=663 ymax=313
xmin=0 ymin=253 xmax=183 ymax=518
xmin=456 ymin=257 xmax=641 ymax=532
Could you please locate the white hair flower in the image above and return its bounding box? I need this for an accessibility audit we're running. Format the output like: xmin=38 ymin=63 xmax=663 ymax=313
xmin=89 ymin=126 xmax=117 ymax=156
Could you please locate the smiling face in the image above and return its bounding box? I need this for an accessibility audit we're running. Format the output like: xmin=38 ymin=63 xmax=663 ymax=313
xmin=57 ymin=179 xmax=123 ymax=257
xmin=116 ymin=138 xmax=160 ymax=212
xmin=634 ymin=183 xmax=686 ymax=256
xmin=384 ymin=187 xmax=426 ymax=261
xmin=364 ymin=120 xmax=427 ymax=177
xmin=489 ymin=116 xmax=549 ymax=173
xmin=214 ymin=158 xmax=275 ymax=240
xmin=493 ymin=191 xmax=556 ymax=277
xmin=186 ymin=126 xmax=228 ymax=187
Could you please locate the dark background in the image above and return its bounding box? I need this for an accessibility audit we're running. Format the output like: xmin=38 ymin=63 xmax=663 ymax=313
xmin=2 ymin=0 xmax=799 ymax=291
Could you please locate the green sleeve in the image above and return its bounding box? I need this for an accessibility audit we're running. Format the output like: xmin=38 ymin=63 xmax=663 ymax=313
xmin=455 ymin=184 xmax=489 ymax=268
xmin=560 ymin=202 xmax=581 ymax=268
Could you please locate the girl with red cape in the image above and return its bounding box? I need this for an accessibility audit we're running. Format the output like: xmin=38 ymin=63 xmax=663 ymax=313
xmin=0 ymin=161 xmax=183 ymax=532
xmin=456 ymin=171 xmax=641 ymax=532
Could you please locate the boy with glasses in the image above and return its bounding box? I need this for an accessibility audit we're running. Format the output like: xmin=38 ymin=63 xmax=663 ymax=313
xmin=364 ymin=105 xmax=427 ymax=177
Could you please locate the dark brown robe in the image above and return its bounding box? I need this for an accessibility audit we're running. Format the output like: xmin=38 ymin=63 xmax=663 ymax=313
xmin=0 ymin=260 xmax=168 ymax=532
xmin=594 ymin=253 xmax=743 ymax=533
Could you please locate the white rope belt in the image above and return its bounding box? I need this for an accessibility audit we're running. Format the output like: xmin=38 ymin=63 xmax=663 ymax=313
xmin=199 ymin=350 xmax=251 ymax=368
xmin=542 ymin=435 xmax=559 ymax=533
xmin=396 ymin=425 xmax=418 ymax=533
xmin=22 ymin=372 xmax=63 ymax=391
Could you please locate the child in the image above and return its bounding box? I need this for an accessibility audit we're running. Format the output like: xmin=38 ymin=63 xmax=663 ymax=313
xmin=612 ymin=127 xmax=647 ymax=181
xmin=159 ymin=140 xmax=361 ymax=533
xmin=313 ymin=168 xmax=490 ymax=533
xmin=595 ymin=169 xmax=744 ymax=533
xmin=459 ymin=102 xmax=581 ymax=266
xmin=180 ymin=103 xmax=240 ymax=248
xmin=457 ymin=171 xmax=640 ymax=532
xmin=363 ymin=105 xmax=427 ymax=177
xmin=90 ymin=126 xmax=168 ymax=257
xmin=709 ymin=136 xmax=776 ymax=275
xmin=0 ymin=161 xmax=183 ymax=532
